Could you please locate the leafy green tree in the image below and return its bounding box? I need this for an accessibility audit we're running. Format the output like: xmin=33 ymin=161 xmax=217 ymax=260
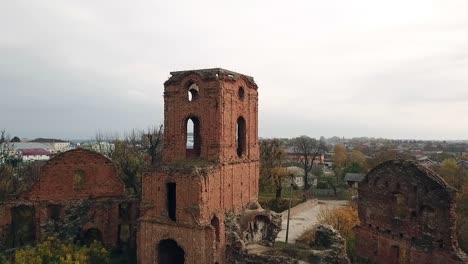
xmin=111 ymin=140 xmax=148 ymax=196
xmin=260 ymin=139 xmax=287 ymax=200
xmin=343 ymin=162 xmax=364 ymax=174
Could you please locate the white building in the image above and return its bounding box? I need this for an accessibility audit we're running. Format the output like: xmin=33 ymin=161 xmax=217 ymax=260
xmin=49 ymin=142 xmax=71 ymax=153
xmin=20 ymin=148 xmax=50 ymax=162
xmin=29 ymin=139 xmax=72 ymax=153
xmin=285 ymin=166 xmax=305 ymax=188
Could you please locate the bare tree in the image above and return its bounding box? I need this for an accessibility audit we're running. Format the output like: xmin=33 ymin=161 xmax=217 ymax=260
xmin=0 ymin=130 xmax=14 ymax=164
xmin=94 ymin=130 xmax=119 ymax=157
xmin=140 ymin=125 xmax=164 ymax=167
xmin=94 ymin=126 xmax=163 ymax=196
xmin=291 ymin=136 xmax=327 ymax=190
xmin=109 ymin=126 xmax=163 ymax=196
xmin=0 ymin=130 xmax=5 ymax=144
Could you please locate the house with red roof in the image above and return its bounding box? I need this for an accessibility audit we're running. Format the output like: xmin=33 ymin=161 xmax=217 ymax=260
xmin=19 ymin=148 xmax=50 ymax=162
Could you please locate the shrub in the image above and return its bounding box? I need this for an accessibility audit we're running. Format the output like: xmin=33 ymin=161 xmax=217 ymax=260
xmin=296 ymin=227 xmax=316 ymax=245
xmin=0 ymin=255 xmax=9 ymax=264
xmin=14 ymin=237 xmax=110 ymax=264
xmin=316 ymin=181 xmax=328 ymax=189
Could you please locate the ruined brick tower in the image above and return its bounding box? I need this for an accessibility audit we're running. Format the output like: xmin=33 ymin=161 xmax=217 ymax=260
xmin=138 ymin=68 xmax=260 ymax=264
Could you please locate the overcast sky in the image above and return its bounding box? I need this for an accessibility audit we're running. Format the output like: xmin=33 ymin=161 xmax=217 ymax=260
xmin=1 ymin=1 xmax=468 ymax=140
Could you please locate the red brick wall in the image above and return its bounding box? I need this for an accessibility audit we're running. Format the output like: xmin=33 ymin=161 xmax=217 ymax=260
xmin=0 ymin=149 xmax=135 ymax=249
xmin=141 ymin=162 xmax=259 ymax=223
xmin=22 ymin=149 xmax=124 ymax=200
xmin=355 ymin=227 xmax=462 ymax=264
xmin=162 ymin=69 xmax=259 ymax=164
xmin=138 ymin=221 xmax=216 ymax=263
xmin=355 ymin=160 xmax=468 ymax=264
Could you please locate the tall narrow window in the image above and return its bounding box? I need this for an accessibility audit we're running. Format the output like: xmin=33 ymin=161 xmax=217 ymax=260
xmin=392 ymin=193 xmax=407 ymax=219
xmin=211 ymin=216 xmax=220 ymax=242
xmin=420 ymin=205 xmax=436 ymax=230
xmin=236 ymin=117 xmax=246 ymax=157
xmin=390 ymin=245 xmax=400 ymax=264
xmin=186 ymin=117 xmax=201 ymax=158
xmin=167 ymin=183 xmax=176 ymax=221
xmin=11 ymin=206 xmax=36 ymax=248
xmin=74 ymin=170 xmax=86 ymax=191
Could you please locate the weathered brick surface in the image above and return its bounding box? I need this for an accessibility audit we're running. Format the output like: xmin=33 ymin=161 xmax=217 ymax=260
xmin=355 ymin=160 xmax=468 ymax=264
xmin=138 ymin=68 xmax=260 ymax=264
xmin=22 ymin=148 xmax=124 ymax=200
xmin=0 ymin=149 xmax=138 ymax=249
xmin=162 ymin=68 xmax=259 ymax=164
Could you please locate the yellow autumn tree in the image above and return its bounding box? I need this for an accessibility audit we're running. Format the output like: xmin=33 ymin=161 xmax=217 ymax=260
xmin=333 ymin=144 xmax=347 ymax=168
xmin=348 ymin=150 xmax=367 ymax=170
xmin=317 ymin=205 xmax=359 ymax=259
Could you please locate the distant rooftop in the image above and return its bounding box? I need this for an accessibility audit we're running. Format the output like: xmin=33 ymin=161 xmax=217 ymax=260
xmin=20 ymin=148 xmax=50 ymax=156
xmin=6 ymin=142 xmax=50 ymax=150
xmin=30 ymin=138 xmax=68 ymax=143
xmin=344 ymin=173 xmax=365 ymax=182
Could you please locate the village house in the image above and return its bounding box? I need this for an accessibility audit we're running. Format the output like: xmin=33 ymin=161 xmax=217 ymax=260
xmin=19 ymin=148 xmax=50 ymax=162
xmin=344 ymin=172 xmax=365 ymax=188
xmin=30 ymin=138 xmax=72 ymax=153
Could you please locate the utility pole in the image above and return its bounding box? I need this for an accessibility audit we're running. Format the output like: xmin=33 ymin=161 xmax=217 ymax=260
xmin=285 ymin=181 xmax=293 ymax=244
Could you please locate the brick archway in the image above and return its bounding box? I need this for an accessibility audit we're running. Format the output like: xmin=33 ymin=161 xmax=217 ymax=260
xmin=157 ymin=239 xmax=185 ymax=264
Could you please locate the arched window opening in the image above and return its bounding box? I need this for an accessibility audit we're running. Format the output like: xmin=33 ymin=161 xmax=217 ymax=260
xmin=236 ymin=117 xmax=246 ymax=157
xmin=211 ymin=216 xmax=220 ymax=242
xmin=158 ymin=239 xmax=185 ymax=264
xmin=186 ymin=117 xmax=201 ymax=158
xmin=420 ymin=205 xmax=436 ymax=230
xmin=188 ymin=83 xmax=199 ymax=102
xmin=82 ymin=228 xmax=103 ymax=246
xmin=10 ymin=205 xmax=36 ymax=248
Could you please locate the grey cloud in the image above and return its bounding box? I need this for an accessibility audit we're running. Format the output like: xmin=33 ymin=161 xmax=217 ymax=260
xmin=1 ymin=0 xmax=468 ymax=140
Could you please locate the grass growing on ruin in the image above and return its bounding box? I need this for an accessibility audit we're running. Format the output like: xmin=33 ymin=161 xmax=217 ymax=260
xmin=269 ymin=241 xmax=322 ymax=263
xmin=258 ymin=189 xmax=305 ymax=212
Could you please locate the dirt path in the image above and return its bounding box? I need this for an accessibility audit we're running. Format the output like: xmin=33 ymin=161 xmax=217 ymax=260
xmin=275 ymin=199 xmax=348 ymax=243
